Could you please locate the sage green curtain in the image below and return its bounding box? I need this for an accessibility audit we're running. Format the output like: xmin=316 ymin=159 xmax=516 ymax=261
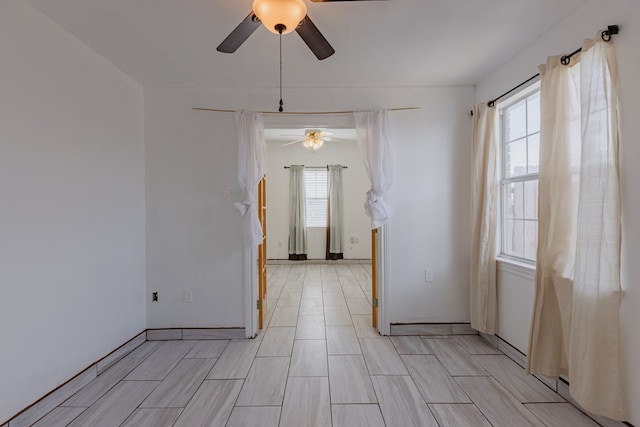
xmin=288 ymin=165 xmax=307 ymax=259
xmin=327 ymin=165 xmax=344 ymax=258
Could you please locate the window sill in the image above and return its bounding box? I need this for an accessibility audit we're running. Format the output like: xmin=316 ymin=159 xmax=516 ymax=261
xmin=496 ymin=256 xmax=536 ymax=280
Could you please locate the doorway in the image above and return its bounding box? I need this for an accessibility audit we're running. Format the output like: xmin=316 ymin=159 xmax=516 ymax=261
xmin=245 ymin=119 xmax=387 ymax=337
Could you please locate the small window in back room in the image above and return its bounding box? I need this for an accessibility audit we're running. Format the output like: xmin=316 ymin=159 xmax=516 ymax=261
xmin=501 ymin=87 xmax=540 ymax=262
xmin=304 ymin=168 xmax=328 ymax=228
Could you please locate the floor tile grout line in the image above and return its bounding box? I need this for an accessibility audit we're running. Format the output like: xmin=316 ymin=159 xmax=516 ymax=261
xmin=112 ymin=379 xmax=161 ymax=427
xmin=59 ymin=356 xmax=147 ymax=410
xmin=469 ymin=338 xmax=577 ymax=408
xmin=392 ymin=330 xmax=500 ymax=426
xmin=270 ymin=266 xmax=292 ymax=427
xmin=277 ymin=264 xmax=306 ymax=427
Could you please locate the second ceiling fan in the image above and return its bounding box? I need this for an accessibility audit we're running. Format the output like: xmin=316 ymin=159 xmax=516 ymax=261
xmin=217 ymin=0 xmax=385 ymax=60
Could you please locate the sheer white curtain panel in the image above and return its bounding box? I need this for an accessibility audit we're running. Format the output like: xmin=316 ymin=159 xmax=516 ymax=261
xmin=526 ymin=37 xmax=625 ymax=420
xmin=233 ymin=110 xmax=266 ymax=248
xmin=469 ymin=104 xmax=499 ymax=334
xmin=354 ymin=110 xmax=395 ymax=229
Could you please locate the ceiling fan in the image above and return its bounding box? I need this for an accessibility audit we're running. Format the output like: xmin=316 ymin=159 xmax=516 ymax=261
xmin=217 ymin=0 xmax=386 ymax=60
xmin=281 ymin=129 xmax=351 ymax=151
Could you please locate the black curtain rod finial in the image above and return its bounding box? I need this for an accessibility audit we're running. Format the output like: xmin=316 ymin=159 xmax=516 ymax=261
xmin=602 ymin=24 xmax=619 ymax=42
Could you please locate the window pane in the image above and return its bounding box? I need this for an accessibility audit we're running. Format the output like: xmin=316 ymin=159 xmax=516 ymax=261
xmin=506 ymin=99 xmax=527 ymax=141
xmin=504 ymin=182 xmax=524 ymax=219
xmin=527 ymin=92 xmax=541 ymax=134
xmin=501 ymin=88 xmax=540 ymax=262
xmin=306 ymin=198 xmax=327 ymax=227
xmin=505 ymin=139 xmax=527 ymax=178
xmin=504 ymin=219 xmax=524 ymax=258
xmin=304 ymin=169 xmax=328 ymax=227
xmin=527 ymin=133 xmax=540 ymax=174
xmin=525 ymin=221 xmax=538 ymax=261
xmin=524 ymin=180 xmax=538 ymax=220
xmin=502 ymin=184 xmax=509 ymax=218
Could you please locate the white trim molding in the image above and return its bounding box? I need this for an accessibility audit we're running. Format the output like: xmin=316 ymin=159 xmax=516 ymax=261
xmin=244 ymin=247 xmax=258 ymax=338
xmin=496 ymin=257 xmax=535 ymax=281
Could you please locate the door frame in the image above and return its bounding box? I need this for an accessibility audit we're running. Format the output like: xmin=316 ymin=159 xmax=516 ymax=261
xmin=243 ymin=224 xmax=390 ymax=338
xmin=244 ymin=175 xmax=267 ymax=339
xmin=375 ymin=224 xmax=390 ymax=335
xmin=243 ymin=246 xmax=258 ymax=338
xmin=243 ymin=116 xmax=390 ymax=337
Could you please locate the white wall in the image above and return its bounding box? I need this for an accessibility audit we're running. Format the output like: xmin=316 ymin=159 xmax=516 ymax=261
xmin=475 ymin=1 xmax=640 ymax=423
xmin=144 ymin=84 xmax=474 ymax=329
xmin=0 ymin=0 xmax=146 ymax=422
xmin=388 ymin=90 xmax=473 ymax=324
xmin=265 ymin=138 xmax=371 ymax=260
xmin=144 ymin=88 xmax=245 ymax=329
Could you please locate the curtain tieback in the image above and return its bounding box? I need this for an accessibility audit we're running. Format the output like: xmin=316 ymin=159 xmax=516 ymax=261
xmin=364 ymin=189 xmax=391 ymax=220
xmin=234 ymin=200 xmax=252 ymax=216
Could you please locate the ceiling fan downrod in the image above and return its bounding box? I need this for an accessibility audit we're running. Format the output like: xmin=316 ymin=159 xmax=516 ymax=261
xmin=277 ymin=24 xmax=285 ymax=112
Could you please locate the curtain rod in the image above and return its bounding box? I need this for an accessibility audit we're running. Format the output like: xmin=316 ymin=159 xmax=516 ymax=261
xmin=284 ymin=166 xmax=348 ymax=169
xmin=192 ymin=107 xmax=420 ymax=115
xmin=486 ymin=25 xmax=619 ymax=108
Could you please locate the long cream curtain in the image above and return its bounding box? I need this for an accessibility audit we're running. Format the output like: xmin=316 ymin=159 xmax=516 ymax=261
xmin=526 ymin=37 xmax=625 ymax=420
xmin=469 ymin=104 xmax=499 ymax=334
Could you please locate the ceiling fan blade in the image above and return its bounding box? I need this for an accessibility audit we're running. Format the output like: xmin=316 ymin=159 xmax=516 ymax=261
xmin=217 ymin=12 xmax=261 ymax=53
xmin=282 ymin=139 xmax=307 ymax=146
xmin=295 ymin=15 xmax=335 ymax=60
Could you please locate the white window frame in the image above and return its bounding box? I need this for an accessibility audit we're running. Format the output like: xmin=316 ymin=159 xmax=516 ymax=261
xmin=498 ymin=82 xmax=540 ymax=264
xmin=304 ymin=168 xmax=328 ymax=228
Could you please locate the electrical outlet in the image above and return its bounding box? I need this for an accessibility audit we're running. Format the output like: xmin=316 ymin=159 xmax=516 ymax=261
xmin=425 ymin=269 xmax=434 ymax=283
xmin=184 ymin=290 xmax=193 ymax=303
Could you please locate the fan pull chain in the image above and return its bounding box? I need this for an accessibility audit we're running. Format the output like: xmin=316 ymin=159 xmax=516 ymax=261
xmin=279 ymin=30 xmax=284 ymax=112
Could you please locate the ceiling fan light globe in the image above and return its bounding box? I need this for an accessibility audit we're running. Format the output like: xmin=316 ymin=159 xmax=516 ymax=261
xmin=301 ymin=136 xmax=324 ymax=151
xmin=252 ymin=0 xmax=307 ymax=35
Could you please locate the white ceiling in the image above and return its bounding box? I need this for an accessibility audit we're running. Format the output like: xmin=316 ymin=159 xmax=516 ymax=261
xmin=26 ymin=0 xmax=584 ymax=88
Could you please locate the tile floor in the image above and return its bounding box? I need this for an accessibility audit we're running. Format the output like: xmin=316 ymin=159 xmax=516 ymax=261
xmin=30 ymin=263 xmax=611 ymax=426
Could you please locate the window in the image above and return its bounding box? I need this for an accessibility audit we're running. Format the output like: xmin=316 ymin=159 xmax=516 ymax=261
xmin=501 ymin=88 xmax=540 ymax=262
xmin=304 ymin=168 xmax=328 ymax=227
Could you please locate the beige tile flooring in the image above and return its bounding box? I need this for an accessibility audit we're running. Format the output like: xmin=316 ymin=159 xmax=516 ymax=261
xmin=30 ymin=263 xmax=612 ymax=426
